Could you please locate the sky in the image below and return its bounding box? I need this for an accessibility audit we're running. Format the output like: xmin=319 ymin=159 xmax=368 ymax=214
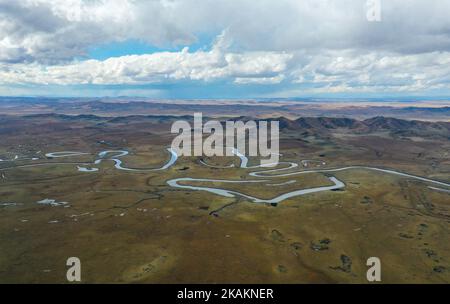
xmin=0 ymin=0 xmax=450 ymax=99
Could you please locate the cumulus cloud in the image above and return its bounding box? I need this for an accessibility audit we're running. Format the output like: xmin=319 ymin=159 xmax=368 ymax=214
xmin=0 ymin=32 xmax=293 ymax=85
xmin=2 ymin=0 xmax=450 ymax=63
xmin=0 ymin=0 xmax=450 ymax=95
xmin=291 ymin=50 xmax=450 ymax=93
xmin=0 ymin=0 xmax=195 ymax=63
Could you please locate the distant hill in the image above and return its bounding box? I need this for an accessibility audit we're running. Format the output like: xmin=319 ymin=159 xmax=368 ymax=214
xmin=1 ymin=98 xmax=449 ymax=121
xmin=3 ymin=113 xmax=449 ymax=139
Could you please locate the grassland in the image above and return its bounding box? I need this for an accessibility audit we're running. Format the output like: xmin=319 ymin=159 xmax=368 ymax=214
xmin=0 ymin=114 xmax=449 ymax=283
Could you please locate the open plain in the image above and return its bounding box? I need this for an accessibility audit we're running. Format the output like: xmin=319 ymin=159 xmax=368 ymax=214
xmin=0 ymin=105 xmax=449 ymax=283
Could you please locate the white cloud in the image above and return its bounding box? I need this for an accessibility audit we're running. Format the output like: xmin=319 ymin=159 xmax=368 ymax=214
xmin=290 ymin=50 xmax=450 ymax=93
xmin=0 ymin=0 xmax=196 ymax=63
xmin=0 ymin=33 xmax=293 ymax=85
xmin=234 ymin=75 xmax=285 ymax=85
xmin=1 ymin=0 xmax=450 ymax=95
xmin=2 ymin=0 xmax=450 ymax=64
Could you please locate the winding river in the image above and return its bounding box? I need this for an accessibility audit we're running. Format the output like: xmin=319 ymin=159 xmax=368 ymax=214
xmin=167 ymin=176 xmax=345 ymax=204
xmin=2 ymin=146 xmax=449 ymax=205
xmin=166 ymin=147 xmax=450 ymax=204
xmin=98 ymin=148 xmax=178 ymax=171
xmin=1 ymin=148 xmax=178 ymax=173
